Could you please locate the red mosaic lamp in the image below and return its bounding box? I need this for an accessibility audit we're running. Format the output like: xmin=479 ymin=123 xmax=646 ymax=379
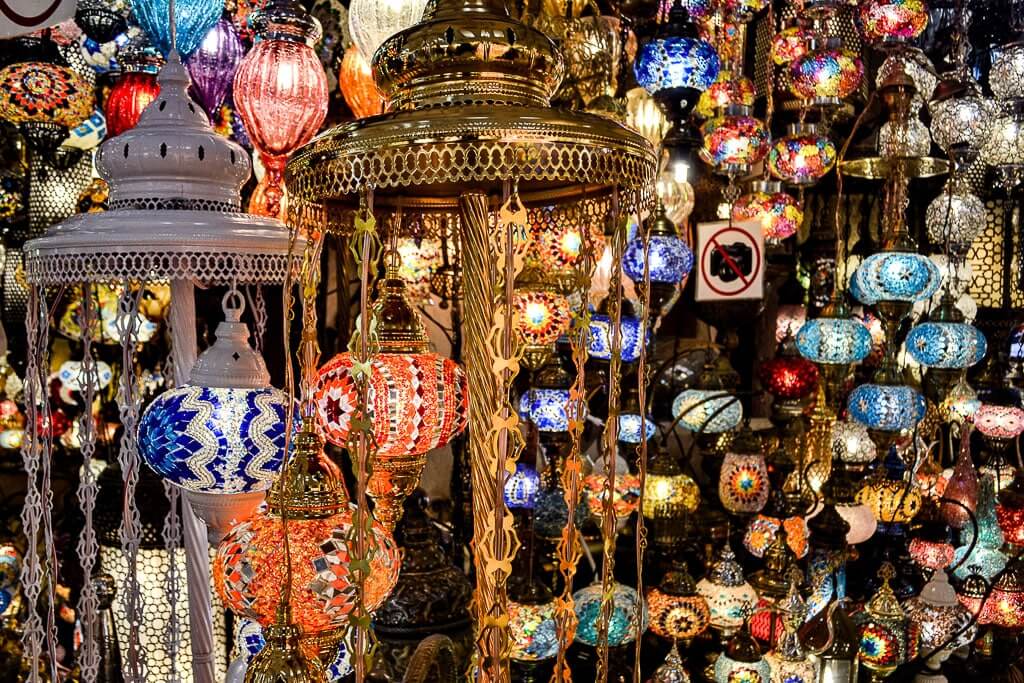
xmin=214 ymin=419 xmax=401 ymax=664
xmin=315 ymin=267 xmax=468 ymax=529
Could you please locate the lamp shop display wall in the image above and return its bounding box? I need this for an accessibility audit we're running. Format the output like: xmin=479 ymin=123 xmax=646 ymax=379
xmin=2 ymin=0 xmax=1024 ymax=682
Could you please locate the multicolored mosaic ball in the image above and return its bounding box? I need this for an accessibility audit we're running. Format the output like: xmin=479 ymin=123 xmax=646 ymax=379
xmin=858 ymin=0 xmax=929 ymax=43
xmin=768 ymin=131 xmax=837 ymax=186
xmin=789 ymin=48 xmax=863 ymax=101
xmin=719 ymin=453 xmax=770 ymax=514
xmin=732 ymin=190 xmax=804 ymax=241
xmin=700 ymin=111 xmax=770 ymax=170
xmin=771 ymin=25 xmax=811 ymax=65
xmin=509 ymin=600 xmax=558 ymax=661
xmin=694 ymin=70 xmax=756 ymax=118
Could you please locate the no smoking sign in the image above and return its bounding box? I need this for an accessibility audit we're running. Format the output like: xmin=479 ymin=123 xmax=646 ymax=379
xmin=695 ymin=219 xmax=764 ymax=302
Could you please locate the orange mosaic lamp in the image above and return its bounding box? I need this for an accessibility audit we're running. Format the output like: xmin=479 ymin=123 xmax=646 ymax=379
xmin=214 ymin=419 xmax=401 ymax=663
xmin=315 ymin=269 xmax=468 ymax=529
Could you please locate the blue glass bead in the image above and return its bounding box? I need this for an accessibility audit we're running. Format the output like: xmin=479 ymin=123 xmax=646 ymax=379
xmin=504 ymin=463 xmax=541 ymax=510
xmin=139 ymin=386 xmax=296 ymax=493
xmin=588 ymin=313 xmax=648 ymax=363
xmin=518 ymin=389 xmax=571 ymax=432
xmin=634 ymin=36 xmax=720 ymax=94
xmin=906 ymin=322 xmax=987 ymax=368
xmin=853 ymin=251 xmax=943 ymax=304
xmin=672 ymin=389 xmax=743 ymax=433
xmin=618 ymin=413 xmax=657 ymax=443
xmin=132 ymin=0 xmax=223 ymax=57
xmin=622 ymin=234 xmax=694 ymax=285
xmin=796 ymin=317 xmax=872 ymax=364
xmin=847 ymin=383 xmax=926 ymax=432
xmin=573 ymin=583 xmax=648 ymax=647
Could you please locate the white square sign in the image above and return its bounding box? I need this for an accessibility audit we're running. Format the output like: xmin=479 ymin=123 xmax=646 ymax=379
xmin=695 ymin=219 xmax=765 ymax=302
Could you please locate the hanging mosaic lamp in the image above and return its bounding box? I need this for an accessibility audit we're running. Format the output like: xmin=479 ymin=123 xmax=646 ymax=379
xmin=979 ymin=564 xmax=1024 ymax=629
xmin=624 ymin=87 xmax=670 ymax=149
xmin=518 ymin=361 xmax=574 ymax=432
xmin=743 ymin=514 xmax=809 ymax=558
xmin=694 ymin=64 xmax=755 ymax=119
xmin=673 ymin=356 xmax=744 ymax=434
xmin=337 ymin=45 xmax=384 ymax=119
xmin=103 ymin=36 xmax=163 ymax=137
xmin=214 ymin=420 xmax=401 ymax=664
xmin=348 ymin=0 xmax=429 ymax=61
xmin=131 ymin=0 xmax=223 ymax=58
xmin=185 ymin=17 xmax=245 ymax=118
xmin=831 ymin=420 xmax=878 ymax=467
xmin=851 ymin=249 xmax=942 ymax=307
xmin=643 ymin=444 xmax=700 ymax=552
xmin=771 ymin=22 xmax=811 ymax=65
xmin=847 ymin=381 xmax=926 ymax=435
xmin=768 ymin=123 xmax=837 ymax=187
xmin=697 ymin=545 xmax=759 ymax=633
xmin=796 ymin=298 xmax=871 ymax=415
xmin=975 ymin=404 xmax=1024 ymax=443
xmin=588 ymin=295 xmax=648 ymax=363
xmin=672 ymin=387 xmax=743 ymax=434
xmin=700 ymin=104 xmax=770 ymax=176
xmin=234 ymin=0 xmax=329 ymax=220
xmin=858 ymin=0 xmax=929 ymax=47
xmin=573 ymin=581 xmax=648 ymax=647
xmin=512 ymin=272 xmax=572 ymax=370
xmin=508 ymin=579 xmax=558 ymax=662
xmin=504 ymin=463 xmax=541 ymax=511
xmin=523 ymin=202 xmax=604 ymax=297
xmin=622 ymin=202 xmax=694 ymax=314
xmin=909 ymin=290 xmax=987 ymax=376
xmin=139 ymin=290 xmax=296 ymax=540
xmin=0 ymin=61 xmax=94 ymax=160
xmin=583 ymin=470 xmax=642 ymax=525
xmin=634 ymin=0 xmax=720 ymax=131
xmin=315 ymin=271 xmax=468 ymax=530
xmin=788 ymin=37 xmax=864 ymax=106
xmin=731 ymin=180 xmax=804 ymax=242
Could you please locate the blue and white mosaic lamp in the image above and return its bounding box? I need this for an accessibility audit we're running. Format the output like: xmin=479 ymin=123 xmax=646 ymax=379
xmin=139 ymin=290 xmax=295 ymax=541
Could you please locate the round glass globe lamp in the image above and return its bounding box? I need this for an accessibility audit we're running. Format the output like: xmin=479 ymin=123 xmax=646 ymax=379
xmin=700 ymin=104 xmax=770 ymax=175
xmin=573 ymin=582 xmax=648 ymax=646
xmin=731 ymin=181 xmax=804 ymax=241
xmin=672 ymin=389 xmax=743 ymax=433
xmin=768 ymin=124 xmax=837 ymax=186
